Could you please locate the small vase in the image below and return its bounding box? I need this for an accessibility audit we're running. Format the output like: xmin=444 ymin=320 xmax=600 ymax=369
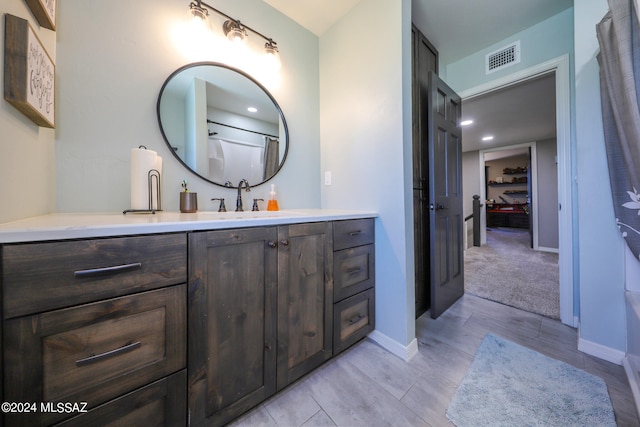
xmin=180 ymin=192 xmax=198 ymax=213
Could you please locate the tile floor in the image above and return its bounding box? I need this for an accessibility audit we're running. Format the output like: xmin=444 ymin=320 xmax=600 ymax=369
xmin=231 ymin=294 xmax=639 ymax=426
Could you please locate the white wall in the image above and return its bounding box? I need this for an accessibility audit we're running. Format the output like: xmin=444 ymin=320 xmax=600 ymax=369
xmin=575 ymin=0 xmax=627 ymax=359
xmin=0 ymin=0 xmax=56 ymax=223
xmin=320 ymin=0 xmax=416 ymax=353
xmin=55 ymin=0 xmax=321 ymax=212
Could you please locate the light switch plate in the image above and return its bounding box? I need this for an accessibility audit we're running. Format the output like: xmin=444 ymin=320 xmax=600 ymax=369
xmin=324 ymin=171 xmax=332 ymax=186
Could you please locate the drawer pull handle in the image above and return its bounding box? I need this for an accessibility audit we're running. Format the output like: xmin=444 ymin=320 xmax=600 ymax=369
xmin=347 ymin=267 xmax=363 ymax=275
xmin=75 ymin=341 xmax=142 ymax=367
xmin=280 ymin=239 xmax=289 ymax=246
xmin=74 ymin=262 xmax=142 ymax=278
xmin=349 ymin=230 xmax=362 ymax=236
xmin=347 ymin=314 xmax=365 ymax=325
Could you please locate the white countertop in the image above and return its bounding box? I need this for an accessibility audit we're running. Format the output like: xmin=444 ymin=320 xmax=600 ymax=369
xmin=0 ymin=209 xmax=378 ymax=243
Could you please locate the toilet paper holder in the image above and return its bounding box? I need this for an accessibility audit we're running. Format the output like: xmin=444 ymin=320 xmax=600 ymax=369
xmin=123 ymin=169 xmax=162 ymax=214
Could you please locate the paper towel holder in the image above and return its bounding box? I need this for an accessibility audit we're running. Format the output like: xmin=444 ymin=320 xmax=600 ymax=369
xmin=123 ymin=168 xmax=163 ymax=214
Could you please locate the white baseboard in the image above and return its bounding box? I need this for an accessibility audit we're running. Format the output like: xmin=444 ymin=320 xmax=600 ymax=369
xmin=577 ymin=336 xmax=626 ymax=365
xmin=623 ymin=356 xmax=640 ymax=416
xmin=536 ymin=246 xmax=559 ymax=254
xmin=572 ymin=316 xmax=579 ymax=328
xmin=368 ymin=330 xmax=418 ymax=361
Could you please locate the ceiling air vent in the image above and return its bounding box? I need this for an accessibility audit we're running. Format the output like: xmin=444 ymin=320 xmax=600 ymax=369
xmin=486 ymin=41 xmax=520 ymax=74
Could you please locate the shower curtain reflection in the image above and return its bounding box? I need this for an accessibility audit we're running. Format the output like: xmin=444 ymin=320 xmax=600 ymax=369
xmin=263 ymin=137 xmax=279 ymax=180
xmin=209 ymin=138 xmax=265 ymax=184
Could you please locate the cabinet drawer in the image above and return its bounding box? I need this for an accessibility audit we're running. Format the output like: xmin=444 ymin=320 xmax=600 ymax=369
xmin=55 ymin=370 xmax=186 ymax=427
xmin=334 ymin=244 xmax=375 ymax=302
xmin=333 ymin=218 xmax=374 ymax=251
xmin=4 ymin=285 xmax=186 ymax=427
xmin=333 ymin=288 xmax=375 ymax=355
xmin=2 ymin=233 xmax=187 ymax=318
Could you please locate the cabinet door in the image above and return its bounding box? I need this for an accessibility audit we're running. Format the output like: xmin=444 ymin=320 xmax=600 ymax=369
xmin=188 ymin=227 xmax=278 ymax=427
xmin=276 ymin=222 xmax=333 ymax=390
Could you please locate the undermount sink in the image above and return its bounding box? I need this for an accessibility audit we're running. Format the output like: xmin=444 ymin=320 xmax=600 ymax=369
xmin=193 ymin=210 xmax=303 ymax=220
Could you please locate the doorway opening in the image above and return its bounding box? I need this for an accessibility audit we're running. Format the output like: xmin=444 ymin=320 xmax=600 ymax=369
xmin=465 ymin=143 xmax=561 ymax=319
xmin=459 ymin=55 xmax=573 ymax=326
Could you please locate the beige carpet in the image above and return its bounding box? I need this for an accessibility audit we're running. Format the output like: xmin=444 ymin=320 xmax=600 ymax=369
xmin=464 ymin=227 xmax=560 ymax=319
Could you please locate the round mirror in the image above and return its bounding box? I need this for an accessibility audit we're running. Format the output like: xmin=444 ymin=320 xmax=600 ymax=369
xmin=157 ymin=62 xmax=288 ymax=187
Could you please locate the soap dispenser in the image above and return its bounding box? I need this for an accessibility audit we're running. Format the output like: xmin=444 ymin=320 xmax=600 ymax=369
xmin=267 ymin=184 xmax=279 ymax=211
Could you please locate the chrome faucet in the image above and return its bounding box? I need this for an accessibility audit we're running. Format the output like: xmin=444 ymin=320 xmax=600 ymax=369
xmin=236 ymin=179 xmax=251 ymax=211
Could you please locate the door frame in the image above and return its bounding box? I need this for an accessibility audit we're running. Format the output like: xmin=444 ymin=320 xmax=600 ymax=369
xmin=458 ymin=54 xmax=574 ymax=327
xmin=479 ymin=142 xmax=539 ymax=248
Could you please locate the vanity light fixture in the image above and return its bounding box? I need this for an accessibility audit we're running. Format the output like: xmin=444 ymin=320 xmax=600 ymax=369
xmin=263 ymin=40 xmax=281 ymax=70
xmin=222 ymin=19 xmax=247 ymax=43
xmin=188 ymin=0 xmax=280 ymax=64
xmin=189 ymin=1 xmax=209 ymax=22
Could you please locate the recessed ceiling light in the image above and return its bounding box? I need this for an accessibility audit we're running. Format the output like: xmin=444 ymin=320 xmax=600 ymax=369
xmin=482 ymin=136 xmax=494 ymax=141
xmin=247 ymin=107 xmax=258 ymax=113
xmin=461 ymin=120 xmax=473 ymax=126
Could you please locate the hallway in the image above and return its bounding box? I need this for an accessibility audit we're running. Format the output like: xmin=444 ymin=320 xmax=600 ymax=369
xmin=464 ymin=227 xmax=560 ymax=318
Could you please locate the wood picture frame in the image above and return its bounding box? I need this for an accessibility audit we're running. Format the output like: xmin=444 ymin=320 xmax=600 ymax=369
xmin=4 ymin=14 xmax=55 ymax=128
xmin=24 ymin=0 xmax=56 ymax=31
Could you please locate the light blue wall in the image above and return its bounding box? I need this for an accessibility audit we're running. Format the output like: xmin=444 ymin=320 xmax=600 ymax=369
xmin=55 ymin=0 xmax=321 ymax=212
xmin=0 ymin=0 xmax=56 ymax=223
xmin=320 ymin=0 xmax=415 ymax=349
xmin=444 ymin=8 xmax=574 ymax=93
xmin=574 ymin=0 xmax=626 ymax=354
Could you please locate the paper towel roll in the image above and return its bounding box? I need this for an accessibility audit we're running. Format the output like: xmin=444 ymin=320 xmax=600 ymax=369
xmin=130 ymin=147 xmax=162 ymax=210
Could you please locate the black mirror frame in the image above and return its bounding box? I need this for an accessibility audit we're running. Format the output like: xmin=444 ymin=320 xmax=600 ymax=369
xmin=156 ymin=61 xmax=289 ymax=188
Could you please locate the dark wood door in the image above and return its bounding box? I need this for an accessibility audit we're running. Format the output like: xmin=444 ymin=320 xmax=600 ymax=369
xmin=413 ymin=187 xmax=429 ymax=317
xmin=412 ymin=24 xmax=438 ymax=189
xmin=412 ymin=24 xmax=438 ymax=318
xmin=428 ymin=71 xmax=464 ymax=319
xmin=188 ymin=227 xmax=278 ymax=427
xmin=527 ymin=147 xmax=534 ymax=248
xmin=276 ymin=222 xmax=333 ymax=390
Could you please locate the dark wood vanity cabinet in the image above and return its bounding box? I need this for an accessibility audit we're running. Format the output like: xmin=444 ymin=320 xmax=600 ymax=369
xmin=1 ymin=234 xmax=188 ymax=426
xmin=0 ymin=217 xmax=374 ymax=426
xmin=332 ymin=219 xmax=375 ymax=354
xmin=188 ymin=223 xmax=334 ymax=426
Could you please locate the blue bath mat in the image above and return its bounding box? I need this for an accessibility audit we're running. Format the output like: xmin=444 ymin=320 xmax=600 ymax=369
xmin=446 ymin=334 xmax=616 ymax=426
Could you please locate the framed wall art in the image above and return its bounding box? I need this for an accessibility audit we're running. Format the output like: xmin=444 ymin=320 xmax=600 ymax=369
xmin=4 ymin=14 xmax=55 ymax=128
xmin=24 ymin=0 xmax=56 ymax=31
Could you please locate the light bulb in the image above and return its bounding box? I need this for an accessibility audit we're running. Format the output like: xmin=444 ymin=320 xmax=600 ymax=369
xmin=189 ymin=2 xmax=208 ymax=23
xmin=223 ymin=20 xmax=247 ymax=44
xmin=263 ymin=41 xmax=281 ymax=70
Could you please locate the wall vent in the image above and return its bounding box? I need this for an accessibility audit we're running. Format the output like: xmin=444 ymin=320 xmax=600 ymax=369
xmin=486 ymin=41 xmax=520 ymax=74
